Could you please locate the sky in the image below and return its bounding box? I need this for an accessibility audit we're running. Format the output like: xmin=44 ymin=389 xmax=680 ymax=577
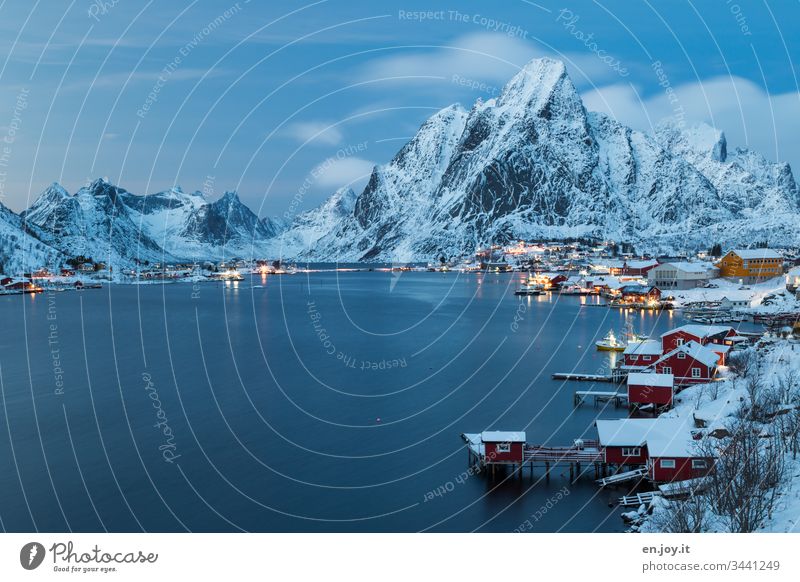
xmin=0 ymin=0 xmax=798 ymax=219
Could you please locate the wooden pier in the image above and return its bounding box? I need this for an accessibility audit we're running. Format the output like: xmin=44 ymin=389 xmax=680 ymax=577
xmin=461 ymin=434 xmax=611 ymax=482
xmin=553 ymin=368 xmax=627 ymax=383
xmin=596 ymin=467 xmax=647 ymax=487
xmin=618 ymin=491 xmax=658 ymax=507
xmin=573 ymin=390 xmax=628 ymax=408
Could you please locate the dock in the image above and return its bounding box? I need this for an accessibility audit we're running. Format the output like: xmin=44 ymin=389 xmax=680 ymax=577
xmin=461 ymin=433 xmax=610 ymax=482
xmin=618 ymin=491 xmax=659 ymax=507
xmin=553 ymin=368 xmax=627 ymax=383
xmin=596 ymin=467 xmax=647 ymax=487
xmin=573 ymin=390 xmax=628 ymax=408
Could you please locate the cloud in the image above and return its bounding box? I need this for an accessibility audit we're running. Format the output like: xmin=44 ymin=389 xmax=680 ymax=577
xmin=284 ymin=121 xmax=344 ymax=146
xmin=581 ymin=76 xmax=800 ymax=169
xmin=311 ymin=156 xmax=374 ymax=190
xmin=355 ymin=32 xmax=634 ymax=93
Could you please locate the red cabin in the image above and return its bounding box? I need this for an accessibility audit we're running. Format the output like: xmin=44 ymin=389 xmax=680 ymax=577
xmin=627 ymin=372 xmax=674 ymax=408
xmin=618 ymin=285 xmax=661 ymax=304
xmin=480 ymin=431 xmax=525 ymax=463
xmin=660 ymin=325 xmax=736 ymax=354
xmin=596 ymin=419 xmax=651 ymax=466
xmin=651 ymin=341 xmax=719 ymax=386
xmin=609 ymin=259 xmax=659 ymax=277
xmin=646 ymin=426 xmax=714 ymax=482
xmin=622 ymin=340 xmax=662 ymax=369
xmin=597 ymin=418 xmax=715 ymax=482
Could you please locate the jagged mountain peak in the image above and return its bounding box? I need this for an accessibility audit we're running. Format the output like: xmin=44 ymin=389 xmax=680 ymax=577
xmin=291 ymin=57 xmax=800 ymax=260
xmin=497 ymin=57 xmax=571 ymax=112
xmin=656 ymin=122 xmax=727 ymax=162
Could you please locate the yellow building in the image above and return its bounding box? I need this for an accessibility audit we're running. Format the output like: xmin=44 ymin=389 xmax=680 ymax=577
xmin=716 ymin=249 xmax=783 ymax=283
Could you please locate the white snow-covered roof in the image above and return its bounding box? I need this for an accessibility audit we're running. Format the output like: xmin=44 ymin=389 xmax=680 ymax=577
xmin=659 ymin=262 xmax=715 ymax=274
xmin=730 ymin=249 xmax=782 ymax=260
xmin=623 ymin=339 xmax=662 ymax=356
xmin=596 ymin=419 xmax=652 ymax=447
xmin=645 ymin=418 xmax=703 ymax=458
xmin=661 ymin=324 xmax=733 ymax=339
xmin=597 ymin=417 xmax=703 ymax=458
xmin=708 ymin=344 xmax=732 ymax=354
xmin=627 ymin=372 xmax=673 ymax=388
xmin=624 ymin=259 xmax=659 ymax=269
xmin=481 ymin=431 xmax=525 ymax=442
xmin=656 ymin=341 xmax=720 ymax=368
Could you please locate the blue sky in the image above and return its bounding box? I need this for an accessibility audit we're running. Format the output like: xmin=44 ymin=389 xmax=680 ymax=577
xmin=0 ymin=0 xmax=798 ymax=218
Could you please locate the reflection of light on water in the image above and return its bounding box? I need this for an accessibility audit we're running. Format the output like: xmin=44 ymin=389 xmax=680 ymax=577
xmin=580 ymin=295 xmax=586 ymax=305
xmin=607 ymin=351 xmax=618 ymax=369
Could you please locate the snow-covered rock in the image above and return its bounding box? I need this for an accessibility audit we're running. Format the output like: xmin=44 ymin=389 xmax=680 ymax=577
xmin=274 ymin=57 xmax=800 ymax=261
xmin=0 ymin=200 xmax=62 ymax=274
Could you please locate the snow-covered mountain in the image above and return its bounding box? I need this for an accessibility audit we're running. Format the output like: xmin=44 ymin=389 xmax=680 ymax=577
xmin=0 ymin=201 xmax=62 ymax=274
xmin=3 ymin=57 xmax=799 ymax=271
xmin=22 ymin=179 xmax=170 ymax=267
xmin=18 ymin=179 xmax=287 ymax=268
xmin=276 ymin=57 xmax=800 ymax=260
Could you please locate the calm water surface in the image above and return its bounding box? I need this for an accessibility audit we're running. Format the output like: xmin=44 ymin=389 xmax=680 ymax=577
xmin=0 ymin=270 xmax=740 ymax=532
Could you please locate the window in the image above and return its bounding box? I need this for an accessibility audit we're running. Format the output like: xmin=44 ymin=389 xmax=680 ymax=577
xmin=692 ymin=368 xmax=701 ymax=378
xmin=677 ymin=352 xmax=686 ymax=359
xmin=496 ymin=442 xmax=511 ymax=453
xmin=692 ymin=459 xmax=708 ymax=469
xmin=676 ymin=338 xmax=685 ymax=346
xmin=621 ymin=447 xmax=641 ymax=457
xmin=662 ymin=366 xmax=672 ymax=375
xmin=642 ymin=355 xmax=651 ymax=361
xmin=660 ymin=459 xmax=676 ymax=469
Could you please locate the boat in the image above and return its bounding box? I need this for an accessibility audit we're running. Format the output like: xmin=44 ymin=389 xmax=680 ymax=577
xmin=560 ymin=284 xmax=595 ymax=295
xmin=596 ymin=323 xmax=649 ymax=351
xmin=595 ymin=330 xmax=626 ymax=351
xmin=514 ymin=284 xmax=544 ymax=296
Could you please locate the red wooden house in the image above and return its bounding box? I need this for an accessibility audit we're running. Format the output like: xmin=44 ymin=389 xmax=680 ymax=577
xmin=627 ymin=372 xmax=674 ymax=408
xmin=645 ymin=422 xmax=714 ymax=482
xmin=596 ymin=419 xmax=650 ymax=467
xmin=480 ymin=431 xmax=525 ymax=463
xmin=609 ymin=259 xmax=659 ymax=277
xmin=650 ymin=341 xmax=719 ymax=386
xmin=661 ymin=325 xmax=736 ymax=354
xmin=618 ymin=285 xmax=662 ymax=304
xmin=1 ymin=277 xmax=40 ymax=292
xmin=597 ymin=418 xmax=715 ymax=482
xmin=621 ymin=340 xmax=662 ymax=370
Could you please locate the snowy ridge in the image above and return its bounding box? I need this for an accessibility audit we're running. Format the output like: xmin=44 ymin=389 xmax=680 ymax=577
xmin=3 ymin=57 xmax=800 ymax=269
xmin=276 ymin=57 xmax=800 ymax=261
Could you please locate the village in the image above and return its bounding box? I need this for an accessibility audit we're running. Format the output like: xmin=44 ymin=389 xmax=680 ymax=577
xmin=459 ymin=243 xmax=800 ymax=533
xmin=0 ymin=257 xmax=299 ymax=295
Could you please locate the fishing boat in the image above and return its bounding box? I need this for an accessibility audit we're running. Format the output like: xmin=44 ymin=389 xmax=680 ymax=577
xmin=514 ymin=284 xmax=544 ymax=296
xmin=596 ymin=323 xmax=649 ymax=351
xmin=595 ymin=329 xmax=626 ymax=351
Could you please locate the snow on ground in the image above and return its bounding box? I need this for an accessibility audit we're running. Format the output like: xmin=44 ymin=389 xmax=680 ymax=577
xmin=639 ymin=337 xmax=800 ymax=532
xmin=669 ymin=276 xmax=797 ymax=312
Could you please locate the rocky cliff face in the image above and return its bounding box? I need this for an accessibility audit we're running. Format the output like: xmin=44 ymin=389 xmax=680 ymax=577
xmin=285 ymin=57 xmax=799 ymax=260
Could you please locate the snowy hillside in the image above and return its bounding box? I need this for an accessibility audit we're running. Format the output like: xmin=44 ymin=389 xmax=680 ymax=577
xmin=0 ymin=201 xmax=62 ymax=274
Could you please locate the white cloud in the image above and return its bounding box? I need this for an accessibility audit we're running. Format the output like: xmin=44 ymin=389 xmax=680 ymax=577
xmin=581 ymin=76 xmax=800 ymax=169
xmin=311 ymin=156 xmax=374 ymax=190
xmin=355 ymin=32 xmax=633 ymax=92
xmin=284 ymin=121 xmax=344 ymax=146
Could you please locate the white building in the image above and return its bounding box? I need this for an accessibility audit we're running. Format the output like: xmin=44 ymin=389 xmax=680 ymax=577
xmin=647 ymin=262 xmax=719 ymax=290
xmin=787 ymin=266 xmax=800 ymax=295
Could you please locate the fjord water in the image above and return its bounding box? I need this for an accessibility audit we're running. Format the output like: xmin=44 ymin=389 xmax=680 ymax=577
xmin=0 ymin=270 xmax=690 ymax=532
